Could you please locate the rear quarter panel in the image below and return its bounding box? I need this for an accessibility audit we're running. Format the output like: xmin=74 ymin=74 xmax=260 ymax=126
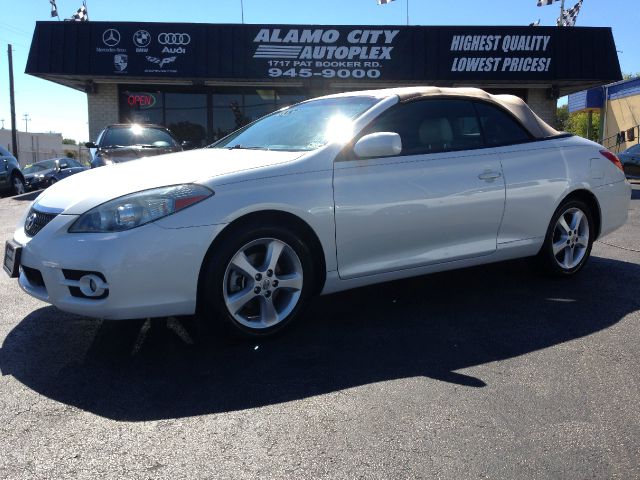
xmin=498 ymin=136 xmax=614 ymax=245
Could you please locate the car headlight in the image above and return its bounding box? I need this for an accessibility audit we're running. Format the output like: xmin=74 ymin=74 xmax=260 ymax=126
xmin=69 ymin=184 xmax=213 ymax=233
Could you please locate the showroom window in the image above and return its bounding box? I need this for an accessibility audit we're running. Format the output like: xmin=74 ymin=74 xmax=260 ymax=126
xmin=119 ymin=86 xmax=307 ymax=146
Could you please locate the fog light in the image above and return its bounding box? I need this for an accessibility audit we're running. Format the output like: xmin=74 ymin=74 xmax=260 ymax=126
xmin=78 ymin=274 xmax=107 ymax=298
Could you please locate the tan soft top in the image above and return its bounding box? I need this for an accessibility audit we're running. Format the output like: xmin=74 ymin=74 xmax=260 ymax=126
xmin=324 ymin=86 xmax=560 ymax=139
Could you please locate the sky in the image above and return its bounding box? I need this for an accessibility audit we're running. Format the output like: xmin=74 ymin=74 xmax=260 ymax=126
xmin=1 ymin=0 xmax=638 ymax=142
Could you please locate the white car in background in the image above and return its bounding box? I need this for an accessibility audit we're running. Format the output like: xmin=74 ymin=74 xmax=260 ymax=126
xmin=4 ymin=87 xmax=631 ymax=338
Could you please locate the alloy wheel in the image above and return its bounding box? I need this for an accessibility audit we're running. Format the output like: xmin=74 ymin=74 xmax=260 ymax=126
xmin=552 ymin=207 xmax=590 ymax=270
xmin=222 ymin=237 xmax=304 ymax=329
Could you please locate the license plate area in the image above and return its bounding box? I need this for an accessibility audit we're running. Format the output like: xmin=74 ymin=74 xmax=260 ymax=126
xmin=4 ymin=240 xmax=22 ymax=278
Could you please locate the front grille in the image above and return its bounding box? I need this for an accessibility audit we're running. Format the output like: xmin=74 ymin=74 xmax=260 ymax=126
xmin=24 ymin=208 xmax=58 ymax=237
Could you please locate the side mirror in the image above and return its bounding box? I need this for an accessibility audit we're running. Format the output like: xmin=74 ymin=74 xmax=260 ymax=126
xmin=85 ymin=141 xmax=97 ymax=149
xmin=353 ymin=132 xmax=402 ymax=159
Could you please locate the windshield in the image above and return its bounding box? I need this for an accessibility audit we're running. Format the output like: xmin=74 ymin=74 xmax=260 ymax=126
xmin=101 ymin=126 xmax=178 ymax=148
xmin=213 ymin=96 xmax=379 ymax=151
xmin=23 ymin=160 xmax=57 ymax=174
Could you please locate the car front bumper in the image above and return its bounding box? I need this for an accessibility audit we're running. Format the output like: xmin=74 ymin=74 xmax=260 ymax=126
xmin=14 ymin=214 xmax=225 ymax=320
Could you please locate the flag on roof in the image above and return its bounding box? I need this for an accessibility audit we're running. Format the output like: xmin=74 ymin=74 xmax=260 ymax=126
xmin=529 ymin=19 xmax=541 ymax=26
xmin=558 ymin=0 xmax=583 ymax=27
xmin=50 ymin=0 xmax=58 ymax=17
xmin=377 ymin=0 xmax=395 ymax=4
xmin=70 ymin=1 xmax=88 ymax=21
xmin=537 ymin=0 xmax=560 ymax=6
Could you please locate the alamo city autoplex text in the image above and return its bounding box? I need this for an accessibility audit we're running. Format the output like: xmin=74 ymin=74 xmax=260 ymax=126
xmin=450 ymin=35 xmax=552 ymax=73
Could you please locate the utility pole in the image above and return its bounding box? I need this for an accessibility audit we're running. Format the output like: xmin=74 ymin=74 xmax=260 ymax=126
xmin=240 ymin=0 xmax=244 ymax=24
xmin=23 ymin=113 xmax=30 ymax=133
xmin=8 ymin=44 xmax=18 ymax=159
xmin=406 ymin=0 xmax=409 ymax=26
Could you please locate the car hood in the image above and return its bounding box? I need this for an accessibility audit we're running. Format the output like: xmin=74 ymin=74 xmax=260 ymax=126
xmin=33 ymin=148 xmax=304 ymax=214
xmin=98 ymin=145 xmax=181 ymax=163
xmin=24 ymin=167 xmax=55 ymax=179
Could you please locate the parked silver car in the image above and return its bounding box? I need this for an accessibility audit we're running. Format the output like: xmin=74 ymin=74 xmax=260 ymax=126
xmin=7 ymin=87 xmax=631 ymax=339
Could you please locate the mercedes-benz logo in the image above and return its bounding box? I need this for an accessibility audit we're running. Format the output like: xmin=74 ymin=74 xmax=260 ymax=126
xmin=102 ymin=29 xmax=121 ymax=47
xmin=133 ymin=29 xmax=151 ymax=48
xmin=158 ymin=33 xmax=191 ymax=45
xmin=25 ymin=212 xmax=37 ymax=232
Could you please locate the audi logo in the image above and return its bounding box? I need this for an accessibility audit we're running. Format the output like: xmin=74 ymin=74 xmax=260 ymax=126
xmin=157 ymin=33 xmax=191 ymax=45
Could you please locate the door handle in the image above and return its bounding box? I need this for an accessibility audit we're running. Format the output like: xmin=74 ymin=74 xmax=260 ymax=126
xmin=478 ymin=170 xmax=502 ymax=181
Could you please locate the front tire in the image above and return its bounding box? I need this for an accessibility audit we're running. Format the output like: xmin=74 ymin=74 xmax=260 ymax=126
xmin=538 ymin=199 xmax=594 ymax=276
xmin=200 ymin=223 xmax=315 ymax=339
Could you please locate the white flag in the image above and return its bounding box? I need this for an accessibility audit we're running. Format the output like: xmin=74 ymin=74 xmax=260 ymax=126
xmin=377 ymin=0 xmax=395 ymax=4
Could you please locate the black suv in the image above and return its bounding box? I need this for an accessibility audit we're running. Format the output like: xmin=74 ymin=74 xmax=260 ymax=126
xmin=0 ymin=146 xmax=26 ymax=196
xmin=85 ymin=124 xmax=185 ymax=168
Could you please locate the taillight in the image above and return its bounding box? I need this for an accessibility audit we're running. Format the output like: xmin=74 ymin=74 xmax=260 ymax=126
xmin=599 ymin=149 xmax=624 ymax=172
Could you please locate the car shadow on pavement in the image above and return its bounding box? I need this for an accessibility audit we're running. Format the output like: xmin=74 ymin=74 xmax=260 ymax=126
xmin=1 ymin=256 xmax=638 ymax=421
xmin=10 ymin=191 xmax=41 ymax=202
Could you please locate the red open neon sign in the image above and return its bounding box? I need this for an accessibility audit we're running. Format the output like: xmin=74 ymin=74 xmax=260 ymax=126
xmin=127 ymin=93 xmax=157 ymax=109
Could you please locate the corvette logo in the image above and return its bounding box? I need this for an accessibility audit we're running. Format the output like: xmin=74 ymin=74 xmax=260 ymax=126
xmin=145 ymin=56 xmax=177 ymax=68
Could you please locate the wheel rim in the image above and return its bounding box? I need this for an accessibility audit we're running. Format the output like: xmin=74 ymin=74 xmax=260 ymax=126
xmin=223 ymin=237 xmax=304 ymax=329
xmin=13 ymin=177 xmax=25 ymax=195
xmin=552 ymin=207 xmax=590 ymax=270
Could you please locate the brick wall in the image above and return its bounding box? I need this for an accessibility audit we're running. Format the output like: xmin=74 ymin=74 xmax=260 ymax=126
xmin=87 ymin=83 xmax=119 ymax=141
xmin=527 ymin=88 xmax=557 ymax=128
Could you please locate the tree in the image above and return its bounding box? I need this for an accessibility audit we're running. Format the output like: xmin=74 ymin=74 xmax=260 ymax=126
xmin=622 ymin=72 xmax=640 ymax=80
xmin=556 ymin=105 xmax=599 ymax=141
xmin=555 ymin=104 xmax=569 ymax=131
xmin=62 ymin=138 xmax=76 ymax=145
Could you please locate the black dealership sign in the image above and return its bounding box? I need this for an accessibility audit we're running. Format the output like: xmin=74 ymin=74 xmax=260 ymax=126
xmin=26 ymin=21 xmax=621 ymax=85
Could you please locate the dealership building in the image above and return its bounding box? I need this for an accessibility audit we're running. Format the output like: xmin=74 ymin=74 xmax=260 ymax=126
xmin=26 ymin=21 xmax=621 ymax=146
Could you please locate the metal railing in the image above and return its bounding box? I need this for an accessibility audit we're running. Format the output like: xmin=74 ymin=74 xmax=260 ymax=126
xmin=603 ymin=125 xmax=639 ymax=153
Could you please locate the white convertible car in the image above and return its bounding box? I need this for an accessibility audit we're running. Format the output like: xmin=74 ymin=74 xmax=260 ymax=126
xmin=4 ymin=87 xmax=631 ymax=338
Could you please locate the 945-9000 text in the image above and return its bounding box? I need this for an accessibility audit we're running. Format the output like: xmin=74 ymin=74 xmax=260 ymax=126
xmin=268 ymin=68 xmax=381 ymax=79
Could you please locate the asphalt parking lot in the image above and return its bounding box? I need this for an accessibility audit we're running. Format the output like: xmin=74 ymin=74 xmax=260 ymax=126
xmin=0 ymin=186 xmax=639 ymax=479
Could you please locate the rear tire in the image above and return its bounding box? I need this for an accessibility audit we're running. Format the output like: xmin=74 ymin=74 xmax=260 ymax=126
xmin=537 ymin=199 xmax=594 ymax=277
xmin=199 ymin=222 xmax=315 ymax=339
xmin=11 ymin=175 xmax=25 ymax=196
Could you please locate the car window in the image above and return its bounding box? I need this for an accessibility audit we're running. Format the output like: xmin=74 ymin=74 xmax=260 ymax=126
xmin=474 ymin=102 xmax=531 ymax=147
xmin=23 ymin=160 xmax=57 ymax=173
xmin=66 ymin=158 xmax=82 ymax=168
xmin=362 ymin=99 xmax=484 ymax=155
xmin=95 ymin=129 xmax=105 ymax=145
xmin=101 ymin=127 xmax=178 ymax=148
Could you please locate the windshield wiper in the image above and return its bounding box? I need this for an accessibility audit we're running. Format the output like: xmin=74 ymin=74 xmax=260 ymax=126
xmin=227 ymin=144 xmax=268 ymax=150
